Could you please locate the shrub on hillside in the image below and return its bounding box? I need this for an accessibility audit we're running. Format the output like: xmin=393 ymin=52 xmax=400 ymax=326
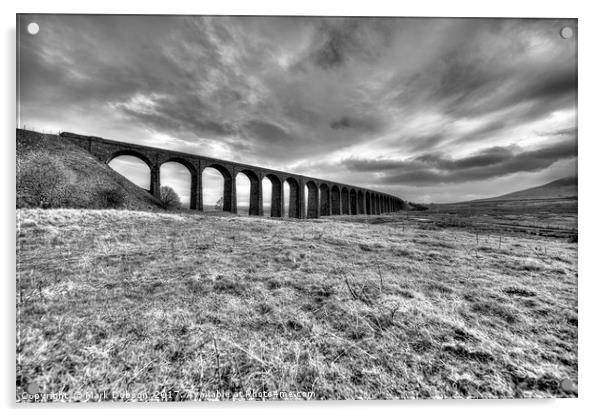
xmin=96 ymin=187 xmax=127 ymax=209
xmin=215 ymin=197 xmax=224 ymax=210
xmin=160 ymin=186 xmax=182 ymax=210
xmin=409 ymin=202 xmax=429 ymax=211
xmin=17 ymin=150 xmax=75 ymax=208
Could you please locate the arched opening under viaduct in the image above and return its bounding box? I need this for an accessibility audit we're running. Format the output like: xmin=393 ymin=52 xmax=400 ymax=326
xmin=202 ymin=164 xmax=233 ymax=212
xmin=235 ymin=172 xmax=250 ymax=215
xmin=262 ymin=177 xmax=272 ymax=217
xmin=358 ymin=190 xmax=365 ymax=214
xmin=283 ymin=181 xmax=290 ymax=217
xmin=341 ymin=187 xmax=350 ymax=215
xmin=305 ymin=181 xmax=319 ymax=218
xmin=319 ymin=184 xmax=330 ymax=216
xmin=331 ymin=185 xmax=341 ymax=215
xmin=236 ymin=169 xmax=262 ymax=216
xmin=263 ymin=174 xmax=283 ymax=217
xmin=350 ymin=189 xmax=357 ymax=215
xmin=285 ymin=178 xmax=300 ymax=218
xmin=107 ymin=152 xmax=151 ymax=191
xmin=160 ymin=159 xmax=197 ymax=209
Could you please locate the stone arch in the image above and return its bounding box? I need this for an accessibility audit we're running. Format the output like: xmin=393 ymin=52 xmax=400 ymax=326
xmin=264 ymin=173 xmax=283 ymax=217
xmin=306 ymin=180 xmax=319 ymax=218
xmin=357 ymin=190 xmax=365 ymax=214
xmin=203 ymin=163 xmax=234 ymax=212
xmin=371 ymin=193 xmax=376 ymax=214
xmin=160 ymin=157 xmax=199 ymax=210
xmin=341 ymin=187 xmax=350 ymax=215
xmin=331 ymin=185 xmax=341 ymax=215
xmin=237 ymin=168 xmax=262 ymax=216
xmin=285 ymin=177 xmax=301 ymax=218
xmin=319 ymin=183 xmax=330 ymax=216
xmin=106 ymin=149 xmax=153 ymax=167
xmin=107 ymin=150 xmax=156 ymax=196
xmin=350 ymin=189 xmax=357 ymax=215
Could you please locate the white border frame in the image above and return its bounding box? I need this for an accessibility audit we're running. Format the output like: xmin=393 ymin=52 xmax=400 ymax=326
xmin=4 ymin=1 xmax=599 ymax=416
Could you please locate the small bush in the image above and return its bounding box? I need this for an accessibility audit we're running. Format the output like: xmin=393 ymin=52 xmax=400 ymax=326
xmin=17 ymin=150 xmax=75 ymax=208
xmin=96 ymin=187 xmax=127 ymax=208
xmin=159 ymin=186 xmax=182 ymax=210
xmin=214 ymin=197 xmax=224 ymax=210
xmin=408 ymin=202 xmax=429 ymax=211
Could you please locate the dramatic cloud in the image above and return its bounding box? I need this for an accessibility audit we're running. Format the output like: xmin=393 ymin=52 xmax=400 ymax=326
xmin=17 ymin=15 xmax=577 ymax=203
xmin=342 ymin=139 xmax=577 ymax=185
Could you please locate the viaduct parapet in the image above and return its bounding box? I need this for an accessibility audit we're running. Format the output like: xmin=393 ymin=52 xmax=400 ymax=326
xmin=60 ymin=131 xmax=404 ymax=218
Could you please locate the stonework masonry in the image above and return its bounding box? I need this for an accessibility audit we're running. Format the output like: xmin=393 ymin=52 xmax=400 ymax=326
xmin=60 ymin=131 xmax=404 ymax=218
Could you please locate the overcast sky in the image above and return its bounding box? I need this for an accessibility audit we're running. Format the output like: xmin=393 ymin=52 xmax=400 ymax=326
xmin=18 ymin=15 xmax=577 ymax=204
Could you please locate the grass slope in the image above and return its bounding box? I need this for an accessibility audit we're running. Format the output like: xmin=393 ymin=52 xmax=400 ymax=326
xmin=16 ymin=209 xmax=577 ymax=400
xmin=473 ymin=177 xmax=577 ymax=202
xmin=422 ymin=198 xmax=577 ymax=240
xmin=17 ymin=129 xmax=162 ymax=210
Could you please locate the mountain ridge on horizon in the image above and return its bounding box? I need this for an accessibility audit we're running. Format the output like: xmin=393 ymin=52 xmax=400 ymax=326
xmin=453 ymin=176 xmax=577 ymax=204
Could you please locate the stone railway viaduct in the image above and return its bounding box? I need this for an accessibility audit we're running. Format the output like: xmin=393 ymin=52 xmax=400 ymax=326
xmin=60 ymin=132 xmax=404 ymax=218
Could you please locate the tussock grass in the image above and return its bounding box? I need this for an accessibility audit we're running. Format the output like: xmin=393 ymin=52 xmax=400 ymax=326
xmin=16 ymin=209 xmax=577 ymax=401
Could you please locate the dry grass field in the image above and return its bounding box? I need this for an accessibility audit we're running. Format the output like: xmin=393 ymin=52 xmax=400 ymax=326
xmin=16 ymin=207 xmax=578 ymax=401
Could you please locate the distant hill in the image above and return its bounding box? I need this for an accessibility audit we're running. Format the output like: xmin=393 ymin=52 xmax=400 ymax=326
xmin=473 ymin=176 xmax=577 ymax=202
xmin=17 ymin=129 xmax=163 ymax=210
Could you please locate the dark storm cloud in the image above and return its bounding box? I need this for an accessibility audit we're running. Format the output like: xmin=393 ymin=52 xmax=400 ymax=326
xmin=329 ymin=115 xmax=381 ymax=132
xmin=404 ymin=119 xmax=513 ymax=153
xmin=415 ymin=146 xmax=515 ymax=171
xmin=343 ymin=139 xmax=576 ymax=185
xmin=407 ymin=20 xmax=577 ymax=116
xmin=299 ymin=18 xmax=393 ymax=71
xmin=18 ymin=15 xmax=265 ymax=146
xmin=114 ymin=93 xmax=238 ymax=137
xmin=311 ymin=25 xmax=347 ymax=69
xmin=384 ymin=19 xmax=577 ymax=152
xmin=18 ymin=15 xmax=577 ymax=201
xmin=243 ymin=120 xmax=293 ymax=144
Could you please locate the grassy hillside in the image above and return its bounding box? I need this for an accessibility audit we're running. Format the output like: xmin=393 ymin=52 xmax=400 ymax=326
xmin=16 ymin=209 xmax=577 ymax=400
xmin=422 ymin=198 xmax=577 ymax=240
xmin=473 ymin=177 xmax=577 ymax=202
xmin=16 ymin=129 xmax=162 ymax=210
